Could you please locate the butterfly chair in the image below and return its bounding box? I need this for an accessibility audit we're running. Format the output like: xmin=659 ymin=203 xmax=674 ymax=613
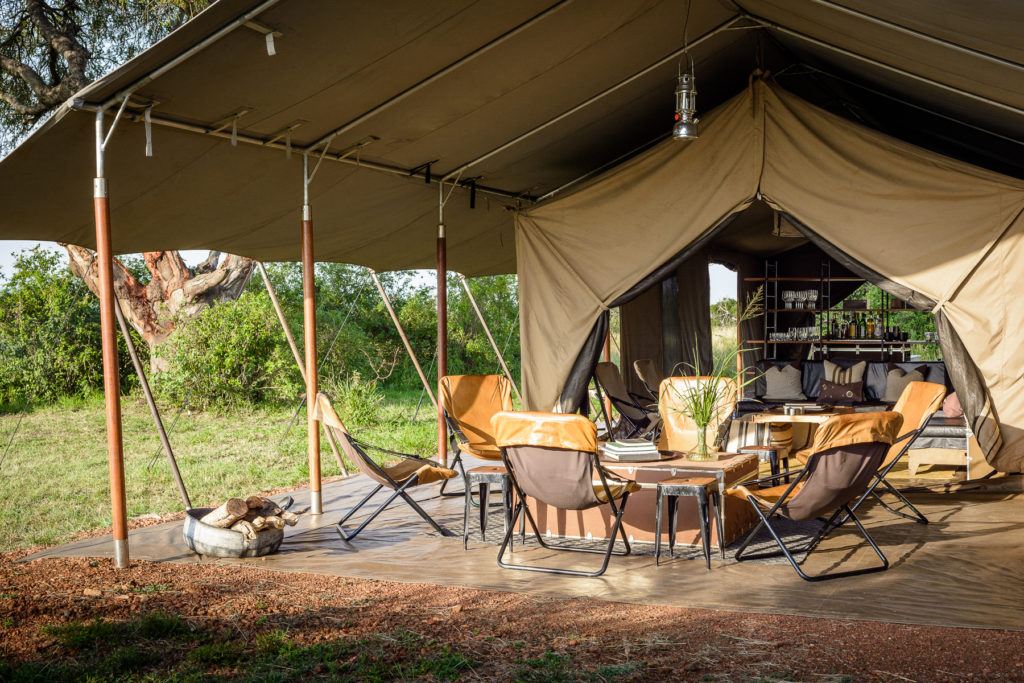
xmin=853 ymin=381 xmax=946 ymax=525
xmin=313 ymin=393 xmax=457 ymax=541
xmin=593 ymin=362 xmax=660 ymax=439
xmin=492 ymin=411 xmax=640 ymax=577
xmin=438 ymin=374 xmax=514 ymax=496
xmin=633 ymin=358 xmax=662 ymax=402
xmin=733 ymin=411 xmax=906 ymax=582
xmin=657 ymin=376 xmax=738 ymax=455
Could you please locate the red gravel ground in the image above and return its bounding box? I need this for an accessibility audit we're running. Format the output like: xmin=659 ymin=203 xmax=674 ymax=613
xmin=1 ymin=547 xmax=1022 ymax=681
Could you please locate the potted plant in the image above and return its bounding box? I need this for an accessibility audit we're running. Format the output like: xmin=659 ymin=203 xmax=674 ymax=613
xmin=669 ymin=287 xmax=764 ymax=460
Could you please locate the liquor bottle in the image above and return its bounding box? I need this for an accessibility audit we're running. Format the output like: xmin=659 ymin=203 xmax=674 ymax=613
xmin=847 ymin=315 xmax=856 ymax=339
xmin=866 ymin=315 xmax=875 ymax=339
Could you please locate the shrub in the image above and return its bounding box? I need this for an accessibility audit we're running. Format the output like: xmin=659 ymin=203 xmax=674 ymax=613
xmin=0 ymin=248 xmax=139 ymax=410
xmin=321 ymin=371 xmax=385 ymax=427
xmin=154 ymin=292 xmax=302 ymax=409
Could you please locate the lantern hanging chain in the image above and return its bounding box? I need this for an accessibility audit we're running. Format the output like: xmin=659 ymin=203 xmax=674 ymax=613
xmin=678 ymin=0 xmax=693 ymax=78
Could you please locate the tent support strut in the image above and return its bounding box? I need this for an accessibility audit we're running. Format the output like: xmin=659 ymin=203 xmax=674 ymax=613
xmin=437 ymin=181 xmax=449 ymax=466
xmin=368 ymin=270 xmax=438 ymax=411
xmin=457 ymin=274 xmax=522 ymax=402
xmin=113 ymin=298 xmax=191 ymax=510
xmin=94 ymin=109 xmax=129 ymax=569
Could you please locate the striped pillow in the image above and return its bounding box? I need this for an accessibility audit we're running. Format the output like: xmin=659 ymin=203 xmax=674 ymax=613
xmin=824 ymin=360 xmax=866 ymax=385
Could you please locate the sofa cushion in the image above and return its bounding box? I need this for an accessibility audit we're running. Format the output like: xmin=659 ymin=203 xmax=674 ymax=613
xmin=818 ymin=379 xmax=864 ymax=405
xmin=763 ymin=364 xmax=806 ymax=400
xmin=864 ymin=361 xmax=950 ymax=401
xmin=824 ymin=360 xmax=866 ymax=384
xmin=882 ymin=364 xmax=927 ymax=403
xmin=943 ymin=392 xmax=964 ymax=418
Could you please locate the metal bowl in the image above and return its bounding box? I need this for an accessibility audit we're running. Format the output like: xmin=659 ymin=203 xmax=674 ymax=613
xmin=182 ymin=507 xmax=284 ymax=558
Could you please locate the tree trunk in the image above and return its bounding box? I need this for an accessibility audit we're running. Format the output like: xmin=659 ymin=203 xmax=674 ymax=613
xmin=64 ymin=247 xmax=255 ymax=370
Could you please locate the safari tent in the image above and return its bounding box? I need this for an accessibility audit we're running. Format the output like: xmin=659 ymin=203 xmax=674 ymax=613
xmin=0 ymin=0 xmax=1022 ymax=568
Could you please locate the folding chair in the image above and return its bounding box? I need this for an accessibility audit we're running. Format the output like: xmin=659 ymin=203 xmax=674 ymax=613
xmin=594 ymin=361 xmax=660 ymax=439
xmin=852 ymin=381 xmax=946 ymax=524
xmin=313 ymin=393 xmax=457 ymax=541
xmin=656 ymin=376 xmax=737 ymax=455
xmin=438 ymin=374 xmax=513 ymax=497
xmin=733 ymin=411 xmax=905 ymax=582
xmin=633 ymin=358 xmax=662 ymax=402
xmin=492 ymin=411 xmax=640 ymax=577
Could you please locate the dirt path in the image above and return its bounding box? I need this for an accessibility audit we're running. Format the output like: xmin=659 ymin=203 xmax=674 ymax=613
xmin=1 ymin=550 xmax=1022 ymax=681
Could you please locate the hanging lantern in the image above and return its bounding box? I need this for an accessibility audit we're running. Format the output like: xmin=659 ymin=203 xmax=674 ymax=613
xmin=673 ymin=71 xmax=699 ymax=140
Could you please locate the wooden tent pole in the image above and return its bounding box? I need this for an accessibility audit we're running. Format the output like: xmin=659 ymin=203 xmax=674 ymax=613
xmin=368 ymin=270 xmax=437 ymax=410
xmin=302 ymin=155 xmax=322 ymax=514
xmin=259 ymin=261 xmax=347 ymax=477
xmin=458 ymin=274 xmax=522 ymax=402
xmin=437 ymin=182 xmax=448 ymax=466
xmin=93 ymin=109 xmax=129 ymax=568
xmin=113 ymin=299 xmax=191 ymax=509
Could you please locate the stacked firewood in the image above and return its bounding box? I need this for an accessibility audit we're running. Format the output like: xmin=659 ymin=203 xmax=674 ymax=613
xmin=199 ymin=496 xmax=299 ymax=539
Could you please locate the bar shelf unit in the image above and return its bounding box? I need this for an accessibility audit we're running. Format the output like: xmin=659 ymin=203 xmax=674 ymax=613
xmin=751 ymin=258 xmax=910 ymax=360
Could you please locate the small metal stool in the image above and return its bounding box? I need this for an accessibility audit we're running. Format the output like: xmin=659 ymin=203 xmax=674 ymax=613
xmin=655 ymin=476 xmax=725 ymax=569
xmin=462 ymin=465 xmax=513 ymax=549
xmin=739 ymin=445 xmax=790 ymax=485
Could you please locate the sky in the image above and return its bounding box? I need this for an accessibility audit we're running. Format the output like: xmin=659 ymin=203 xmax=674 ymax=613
xmin=0 ymin=240 xmax=738 ymax=302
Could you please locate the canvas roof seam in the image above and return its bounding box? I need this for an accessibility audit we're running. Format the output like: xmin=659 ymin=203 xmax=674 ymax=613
xmin=746 ymin=14 xmax=1024 ymax=120
xmin=302 ymin=0 xmax=576 ymax=154
xmin=806 ymin=0 xmax=1024 ymax=73
xmin=435 ymin=14 xmax=748 ymax=182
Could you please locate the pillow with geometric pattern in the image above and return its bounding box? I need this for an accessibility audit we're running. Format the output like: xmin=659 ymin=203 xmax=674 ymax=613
xmin=762 ymin=364 xmax=807 ymax=400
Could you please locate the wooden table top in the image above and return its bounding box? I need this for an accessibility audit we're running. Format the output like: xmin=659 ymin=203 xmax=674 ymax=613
xmin=600 ymin=451 xmax=758 ymax=472
xmin=740 ymin=406 xmax=852 ymax=424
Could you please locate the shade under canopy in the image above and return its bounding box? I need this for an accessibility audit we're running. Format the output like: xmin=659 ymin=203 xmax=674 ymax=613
xmin=0 ymin=0 xmax=1022 ymax=276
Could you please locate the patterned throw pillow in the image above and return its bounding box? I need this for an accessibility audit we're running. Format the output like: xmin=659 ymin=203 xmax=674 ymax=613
xmin=943 ymin=391 xmax=964 ymax=418
xmin=818 ymin=379 xmax=864 ymax=405
xmin=824 ymin=360 xmax=866 ymax=384
xmin=762 ymin=364 xmax=806 ymax=400
xmin=882 ymin=365 xmax=927 ymax=403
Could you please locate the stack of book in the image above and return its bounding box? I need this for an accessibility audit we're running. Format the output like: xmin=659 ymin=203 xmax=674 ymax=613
xmin=602 ymin=438 xmax=662 ymax=462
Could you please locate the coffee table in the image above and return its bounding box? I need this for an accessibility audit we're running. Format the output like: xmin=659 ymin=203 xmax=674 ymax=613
xmin=524 ymin=451 xmax=759 ymax=550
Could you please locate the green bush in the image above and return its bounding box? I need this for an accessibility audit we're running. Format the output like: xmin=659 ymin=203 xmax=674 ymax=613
xmin=0 ymin=248 xmax=138 ymax=410
xmin=153 ymin=292 xmax=302 ymax=409
xmin=321 ymin=371 xmax=386 ymax=427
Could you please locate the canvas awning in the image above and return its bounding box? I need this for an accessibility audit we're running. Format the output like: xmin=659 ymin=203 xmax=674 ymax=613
xmin=516 ymin=79 xmax=1024 ymax=472
xmin=0 ymin=1 xmax=1022 ymax=276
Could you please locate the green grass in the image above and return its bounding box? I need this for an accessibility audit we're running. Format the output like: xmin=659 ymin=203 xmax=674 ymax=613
xmin=0 ymin=389 xmax=436 ymax=551
xmin=3 ymin=614 xmax=480 ymax=682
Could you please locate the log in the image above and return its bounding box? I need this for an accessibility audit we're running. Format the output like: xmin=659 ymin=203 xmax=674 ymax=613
xmin=264 ymin=516 xmax=286 ymax=530
xmin=246 ymin=496 xmax=267 ymax=510
xmin=200 ymin=498 xmax=248 ymax=528
xmin=280 ymin=510 xmax=299 ymax=527
xmin=230 ymin=520 xmax=258 ymax=540
xmin=249 ymin=516 xmax=267 ymax=531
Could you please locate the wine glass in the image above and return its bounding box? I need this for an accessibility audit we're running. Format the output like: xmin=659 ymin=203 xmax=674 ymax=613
xmin=782 ymin=291 xmax=795 ymax=309
xmin=806 ymin=290 xmax=819 ymax=310
xmin=794 ymin=291 xmax=808 ymax=310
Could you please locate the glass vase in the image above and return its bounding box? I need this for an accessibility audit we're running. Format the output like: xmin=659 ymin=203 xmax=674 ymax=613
xmin=688 ymin=425 xmax=717 ymax=461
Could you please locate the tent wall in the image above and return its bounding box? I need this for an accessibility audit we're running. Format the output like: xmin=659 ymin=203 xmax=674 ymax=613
xmin=518 ymin=79 xmax=1024 ymax=473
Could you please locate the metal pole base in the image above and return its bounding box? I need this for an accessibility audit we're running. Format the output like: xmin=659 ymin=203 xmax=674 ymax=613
xmin=310 ymin=491 xmax=323 ymax=515
xmin=112 ymin=538 xmax=130 ymax=568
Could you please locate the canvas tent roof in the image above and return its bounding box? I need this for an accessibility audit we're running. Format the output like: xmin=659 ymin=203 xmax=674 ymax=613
xmin=0 ymin=0 xmax=1023 ymax=276
xmin=516 ymin=79 xmax=1024 ymax=473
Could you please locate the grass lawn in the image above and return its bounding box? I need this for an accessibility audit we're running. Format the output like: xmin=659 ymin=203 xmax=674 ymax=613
xmin=0 ymin=389 xmax=436 ymax=552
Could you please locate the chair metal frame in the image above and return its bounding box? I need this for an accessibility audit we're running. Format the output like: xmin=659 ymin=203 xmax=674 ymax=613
xmin=327 ymin=432 xmax=457 ymax=541
xmin=497 ymin=448 xmax=633 ymax=578
xmin=848 ymin=427 xmax=928 ymax=525
xmin=732 ymin=434 xmax=913 ymax=582
xmin=592 ymin=366 xmax=659 ymax=440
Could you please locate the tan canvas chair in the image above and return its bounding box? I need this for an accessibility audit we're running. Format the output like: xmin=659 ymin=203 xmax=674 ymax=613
xmin=313 ymin=393 xmax=457 ymax=541
xmin=855 ymin=381 xmax=946 ymax=524
xmin=657 ymin=376 xmax=737 ymax=454
xmin=492 ymin=411 xmax=640 ymax=577
xmin=633 ymin=358 xmax=662 ymax=401
xmin=593 ymin=361 xmax=660 ymax=439
xmin=440 ymin=374 xmax=513 ymax=477
xmin=733 ymin=411 xmax=905 ymax=581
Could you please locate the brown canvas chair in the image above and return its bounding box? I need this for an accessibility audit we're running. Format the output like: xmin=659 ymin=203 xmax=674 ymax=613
xmin=733 ymin=411 xmax=906 ymax=581
xmin=492 ymin=411 xmax=640 ymax=577
xmin=313 ymin=393 xmax=457 ymax=541
xmin=657 ymin=376 xmax=737 ymax=454
xmin=593 ymin=361 xmax=660 ymax=439
xmin=439 ymin=374 xmax=514 ymax=497
xmin=633 ymin=358 xmax=662 ymax=401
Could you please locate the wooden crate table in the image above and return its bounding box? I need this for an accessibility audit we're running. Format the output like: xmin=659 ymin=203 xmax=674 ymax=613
xmin=524 ymin=452 xmax=759 ymax=549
